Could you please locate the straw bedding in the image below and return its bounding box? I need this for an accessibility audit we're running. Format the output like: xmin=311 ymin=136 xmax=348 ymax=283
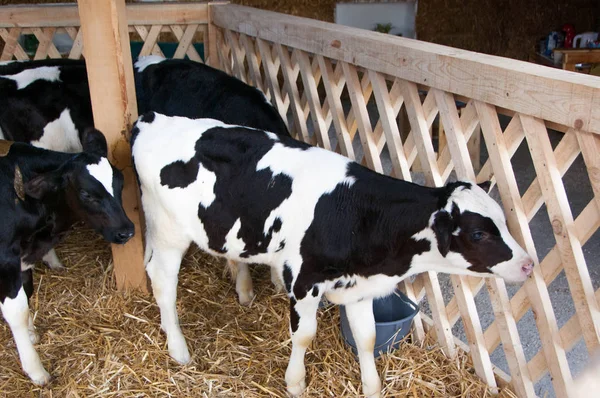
xmin=0 ymin=227 xmax=517 ymax=397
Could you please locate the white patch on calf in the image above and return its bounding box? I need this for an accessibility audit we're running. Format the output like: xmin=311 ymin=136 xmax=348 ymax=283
xmin=2 ymin=66 xmax=61 ymax=89
xmin=31 ymin=108 xmax=82 ymax=153
xmin=0 ymin=124 xmax=4 ymax=140
xmin=0 ymin=60 xmax=17 ymax=66
xmin=135 ymin=55 xmax=166 ymax=72
xmin=87 ymin=157 xmax=114 ymax=197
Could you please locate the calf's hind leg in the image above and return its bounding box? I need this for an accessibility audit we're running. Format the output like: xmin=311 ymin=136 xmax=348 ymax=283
xmin=285 ymin=291 xmax=321 ymax=396
xmin=146 ymin=240 xmax=191 ymax=365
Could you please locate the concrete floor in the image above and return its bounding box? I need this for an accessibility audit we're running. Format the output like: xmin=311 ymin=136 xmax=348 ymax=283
xmin=296 ymin=102 xmax=597 ymax=397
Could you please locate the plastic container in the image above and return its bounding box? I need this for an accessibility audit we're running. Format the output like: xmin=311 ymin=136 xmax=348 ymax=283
xmin=339 ymin=289 xmax=419 ymax=358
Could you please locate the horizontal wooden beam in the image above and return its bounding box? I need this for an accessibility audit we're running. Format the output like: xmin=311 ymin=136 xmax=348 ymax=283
xmin=0 ymin=2 xmax=208 ymax=28
xmin=211 ymin=4 xmax=600 ymax=134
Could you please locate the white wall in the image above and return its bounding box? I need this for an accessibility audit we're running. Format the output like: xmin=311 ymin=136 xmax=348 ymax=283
xmin=335 ymin=1 xmax=417 ymax=39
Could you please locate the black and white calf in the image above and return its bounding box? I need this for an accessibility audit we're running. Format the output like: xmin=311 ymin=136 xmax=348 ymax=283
xmin=132 ymin=112 xmax=534 ymax=397
xmin=0 ymin=60 xmax=94 ymax=270
xmin=135 ymin=55 xmax=292 ymax=303
xmin=0 ymin=131 xmax=134 ymax=385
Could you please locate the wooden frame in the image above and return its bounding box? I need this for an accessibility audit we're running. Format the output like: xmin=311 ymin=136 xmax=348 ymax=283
xmin=209 ymin=5 xmax=600 ymax=397
xmin=1 ymin=2 xmax=600 ymax=396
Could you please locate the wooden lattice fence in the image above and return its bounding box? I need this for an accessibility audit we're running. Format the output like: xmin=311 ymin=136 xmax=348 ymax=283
xmin=1 ymin=2 xmax=599 ymax=397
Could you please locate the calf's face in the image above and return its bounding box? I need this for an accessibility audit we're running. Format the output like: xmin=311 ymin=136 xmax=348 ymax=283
xmin=432 ymin=183 xmax=534 ymax=283
xmin=24 ymin=129 xmax=135 ymax=244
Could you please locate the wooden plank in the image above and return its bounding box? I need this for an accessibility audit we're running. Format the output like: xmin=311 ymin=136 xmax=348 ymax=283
xmin=476 ymin=101 xmax=572 ymax=397
xmin=318 ymin=55 xmax=355 ymax=160
xmin=342 ymin=62 xmax=383 ymax=173
xmin=240 ymin=33 xmax=264 ymax=92
xmin=276 ymin=43 xmax=309 ymax=142
xmin=225 ymin=30 xmax=248 ymax=84
xmin=401 ymin=81 xmax=441 ymax=185
xmin=0 ymin=3 xmax=208 ymax=28
xmin=521 ymin=114 xmax=600 ymax=353
xmin=206 ymin=6 xmax=219 ymax=68
xmin=66 ymin=27 xmax=84 ymax=59
xmin=256 ymin=38 xmax=289 ymax=130
xmin=171 ymin=24 xmax=202 ymax=62
xmin=215 ymin=28 xmax=232 ymax=74
xmin=77 ymin=0 xmax=146 ymax=292
xmin=370 ymin=72 xmax=411 ymax=180
xmin=32 ymin=27 xmax=60 ymax=59
xmin=211 ymin=4 xmax=600 ymax=134
xmin=138 ymin=24 xmax=163 ymax=57
xmin=0 ymin=27 xmax=22 ymax=60
xmin=296 ymin=49 xmax=331 ymax=151
xmin=422 ymin=272 xmax=457 ymax=358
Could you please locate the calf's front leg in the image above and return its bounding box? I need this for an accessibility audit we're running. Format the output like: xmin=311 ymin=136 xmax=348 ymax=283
xmin=1 ymin=285 xmax=50 ymax=385
xmin=285 ymin=292 xmax=321 ymax=396
xmin=346 ymin=298 xmax=381 ymax=398
xmin=146 ymin=243 xmax=191 ymax=365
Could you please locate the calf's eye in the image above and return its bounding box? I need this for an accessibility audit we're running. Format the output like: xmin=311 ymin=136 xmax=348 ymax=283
xmin=471 ymin=231 xmax=484 ymax=242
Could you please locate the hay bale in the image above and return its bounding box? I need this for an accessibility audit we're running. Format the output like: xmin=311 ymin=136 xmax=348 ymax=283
xmin=0 ymin=226 xmax=517 ymax=397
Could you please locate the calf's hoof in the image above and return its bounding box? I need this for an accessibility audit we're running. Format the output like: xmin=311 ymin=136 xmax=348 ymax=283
xmin=168 ymin=340 xmax=191 ymax=365
xmin=363 ymin=381 xmax=382 ymax=398
xmin=286 ymin=379 xmax=307 ymax=397
xmin=238 ymin=289 xmax=255 ymax=306
xmin=27 ymin=367 xmax=51 ymax=386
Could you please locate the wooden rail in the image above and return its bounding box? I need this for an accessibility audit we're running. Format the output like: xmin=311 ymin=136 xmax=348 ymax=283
xmin=0 ymin=2 xmax=209 ymax=62
xmin=210 ymin=4 xmax=600 ymax=397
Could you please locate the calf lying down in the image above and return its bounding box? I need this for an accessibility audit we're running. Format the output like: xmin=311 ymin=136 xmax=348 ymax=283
xmin=0 ymin=131 xmax=134 ymax=385
xmin=132 ymin=112 xmax=533 ymax=397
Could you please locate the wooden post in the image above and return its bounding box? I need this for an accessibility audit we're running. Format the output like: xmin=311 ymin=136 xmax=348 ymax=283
xmin=77 ymin=0 xmax=147 ymax=292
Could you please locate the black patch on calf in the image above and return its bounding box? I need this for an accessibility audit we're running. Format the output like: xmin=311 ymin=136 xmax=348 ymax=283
xmin=135 ymin=60 xmax=290 ymax=137
xmin=139 ymin=111 xmax=156 ymax=124
xmin=283 ymin=263 xmax=293 ymax=293
xmin=276 ymin=240 xmax=286 ymax=252
xmin=334 ymin=280 xmax=344 ymax=289
xmin=431 ymin=208 xmax=455 ymax=256
xmin=346 ymin=280 xmax=356 ymax=289
xmin=22 ymin=269 xmax=33 ymax=299
xmin=191 ymin=127 xmax=297 ymax=255
xmin=293 ymin=162 xmax=438 ymax=298
xmin=160 ymin=159 xmax=199 ymax=189
xmin=289 ymin=297 xmax=300 ymax=333
xmin=311 ymin=285 xmax=319 ymax=297
xmin=449 ymin=210 xmax=512 ymax=274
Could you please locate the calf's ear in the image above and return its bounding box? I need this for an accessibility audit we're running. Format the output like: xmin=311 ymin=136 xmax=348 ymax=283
xmin=82 ymin=128 xmax=108 ymax=158
xmin=24 ymin=170 xmax=66 ymax=199
xmin=432 ymin=211 xmax=452 ymax=257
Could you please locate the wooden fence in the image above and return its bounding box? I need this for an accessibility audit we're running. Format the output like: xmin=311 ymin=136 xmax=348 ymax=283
xmin=1 ymin=2 xmax=599 ymax=397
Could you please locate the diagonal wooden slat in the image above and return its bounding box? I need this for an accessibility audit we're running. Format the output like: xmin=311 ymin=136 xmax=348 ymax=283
xmin=369 ymin=72 xmax=411 ymax=180
xmin=342 ymin=62 xmax=383 ymax=173
xmin=296 ymin=49 xmax=331 ymax=151
xmin=318 ymin=56 xmax=355 ymax=160
xmin=135 ymin=25 xmax=164 ymax=57
xmin=65 ymin=27 xmax=84 ymax=59
xmin=276 ymin=43 xmax=309 ymax=142
xmin=0 ymin=27 xmax=27 ymax=60
xmin=476 ymin=102 xmax=572 ymax=398
xmin=171 ymin=24 xmax=202 ymax=61
xmin=225 ymin=30 xmax=248 ymax=84
xmin=256 ymin=38 xmax=290 ymax=130
xmin=521 ymin=114 xmax=600 ymax=354
xmin=215 ymin=28 xmax=232 ymax=74
xmin=239 ymin=33 xmax=264 ymax=92
xmin=32 ymin=27 xmax=60 ymax=59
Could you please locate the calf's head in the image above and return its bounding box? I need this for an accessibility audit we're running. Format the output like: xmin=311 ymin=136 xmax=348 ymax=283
xmin=24 ymin=128 xmax=135 ymax=244
xmin=430 ymin=182 xmax=533 ymax=283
